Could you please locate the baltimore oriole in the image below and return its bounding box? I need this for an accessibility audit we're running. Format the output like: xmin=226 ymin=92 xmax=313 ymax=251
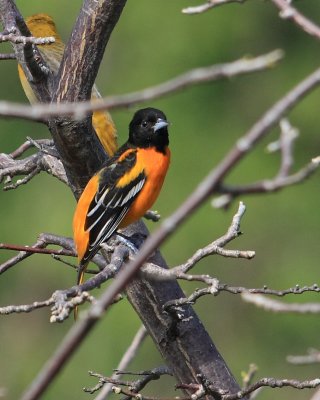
xmin=73 ymin=107 xmax=170 ymax=288
xmin=17 ymin=13 xmax=117 ymax=156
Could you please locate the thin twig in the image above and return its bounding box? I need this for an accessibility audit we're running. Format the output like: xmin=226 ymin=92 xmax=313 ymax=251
xmin=241 ymin=292 xmax=320 ymax=314
xmin=0 ymin=148 xmax=67 ymax=190
xmin=287 ymin=349 xmax=320 ymax=365
xmin=9 ymin=138 xmax=54 ymax=159
xmin=89 ymin=365 xmax=171 ymax=398
xmin=270 ymin=0 xmax=320 ymax=40
xmin=182 ymin=0 xmax=244 ymax=14
xmin=221 ymin=283 xmax=320 ymax=297
xmin=94 ymin=325 xmax=148 ymax=400
xmin=213 ymin=156 xmax=320 ymax=208
xmin=0 ymin=50 xmax=283 ymax=121
xmin=276 ymin=118 xmax=299 ymax=177
xmin=221 ymin=377 xmax=320 ymax=399
xmin=87 ymin=375 xmax=320 ymax=400
xmin=0 ymin=242 xmax=75 ymax=257
xmin=162 ymin=281 xmax=320 ymax=311
xmin=0 ymin=299 xmax=54 ymax=314
xmin=0 ymin=31 xmax=55 ymax=45
xmin=141 ymin=202 xmax=254 ymax=283
xmin=0 ymin=233 xmax=75 ymax=274
xmin=0 ymin=52 xmax=15 ymax=59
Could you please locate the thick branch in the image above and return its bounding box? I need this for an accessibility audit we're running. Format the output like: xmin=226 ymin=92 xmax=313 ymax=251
xmin=47 ymin=0 xmax=127 ymax=197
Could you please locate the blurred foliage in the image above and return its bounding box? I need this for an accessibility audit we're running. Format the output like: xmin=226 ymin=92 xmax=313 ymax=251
xmin=0 ymin=1 xmax=320 ymax=399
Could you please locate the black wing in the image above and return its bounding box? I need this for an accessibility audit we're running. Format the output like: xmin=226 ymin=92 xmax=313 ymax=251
xmin=81 ymin=149 xmax=146 ymax=264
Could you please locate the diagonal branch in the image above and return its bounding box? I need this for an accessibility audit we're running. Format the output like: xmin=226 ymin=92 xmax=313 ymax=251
xmin=0 ymin=49 xmax=283 ymax=121
xmin=270 ymin=0 xmax=320 ymax=40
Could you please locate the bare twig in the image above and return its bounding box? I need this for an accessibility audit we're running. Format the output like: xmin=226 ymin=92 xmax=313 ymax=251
xmin=241 ymin=364 xmax=258 ymax=389
xmin=0 ymin=148 xmax=67 ymax=189
xmin=0 ymin=244 xmax=127 ymax=319
xmin=0 ymin=52 xmax=15 ymax=59
xmin=221 ymin=377 xmax=320 ymax=399
xmin=87 ymin=375 xmax=320 ymax=400
xmin=111 ymin=386 xmax=186 ymax=400
xmin=9 ymin=138 xmax=54 ymax=159
xmin=94 ymin=325 xmax=148 ymax=400
xmin=182 ymin=0 xmax=245 ymax=14
xmin=287 ymin=349 xmax=320 ymax=365
xmin=0 ymin=50 xmax=283 ymax=121
xmin=213 ymin=156 xmax=320 ymax=208
xmin=173 ymin=202 xmax=254 ymax=271
xmin=270 ymin=0 xmax=320 ymax=40
xmin=0 ymin=233 xmax=75 ymax=274
xmin=0 ymin=242 xmax=75 ymax=257
xmin=221 ymin=283 xmax=320 ymax=297
xmin=212 ymin=119 xmax=318 ymax=208
xmin=87 ymin=365 xmax=171 ymax=397
xmin=141 ymin=202 xmax=254 ymax=283
xmin=0 ymin=31 xmax=55 ymax=45
xmin=241 ymin=292 xmax=320 ymax=314
xmin=276 ymin=118 xmax=299 ymax=177
xmin=0 ymin=298 xmax=54 ymax=315
xmin=162 ymin=281 xmax=320 ymax=311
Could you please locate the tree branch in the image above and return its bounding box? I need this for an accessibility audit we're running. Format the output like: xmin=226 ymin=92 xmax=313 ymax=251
xmin=270 ymin=0 xmax=320 ymax=40
xmin=0 ymin=31 xmax=55 ymax=45
xmin=182 ymin=0 xmax=245 ymax=15
xmin=0 ymin=233 xmax=74 ymax=274
xmin=0 ymin=50 xmax=284 ymax=121
xmin=221 ymin=377 xmax=320 ymax=399
xmin=287 ymin=349 xmax=320 ymax=365
xmin=241 ymin=292 xmax=320 ymax=314
xmin=18 ymin=57 xmax=320 ymax=400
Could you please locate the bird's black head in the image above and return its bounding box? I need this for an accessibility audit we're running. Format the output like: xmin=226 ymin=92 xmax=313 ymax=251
xmin=128 ymin=108 xmax=169 ymax=153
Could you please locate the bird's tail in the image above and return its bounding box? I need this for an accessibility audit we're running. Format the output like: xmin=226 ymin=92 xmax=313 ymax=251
xmin=74 ymin=261 xmax=87 ymax=320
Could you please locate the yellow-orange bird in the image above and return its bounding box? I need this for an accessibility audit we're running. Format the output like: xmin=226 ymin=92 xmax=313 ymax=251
xmin=17 ymin=13 xmax=117 ymax=156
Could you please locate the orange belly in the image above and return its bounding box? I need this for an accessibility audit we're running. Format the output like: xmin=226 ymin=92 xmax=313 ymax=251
xmin=119 ymin=147 xmax=170 ymax=227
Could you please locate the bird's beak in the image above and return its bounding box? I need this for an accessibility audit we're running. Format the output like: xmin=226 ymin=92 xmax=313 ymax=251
xmin=153 ymin=118 xmax=169 ymax=132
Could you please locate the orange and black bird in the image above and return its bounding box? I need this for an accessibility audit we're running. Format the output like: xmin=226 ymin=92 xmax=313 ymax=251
xmin=17 ymin=13 xmax=117 ymax=156
xmin=73 ymin=108 xmax=170 ymax=287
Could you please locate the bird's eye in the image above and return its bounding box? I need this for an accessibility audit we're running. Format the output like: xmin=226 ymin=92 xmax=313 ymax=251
xmin=141 ymin=121 xmax=148 ymax=128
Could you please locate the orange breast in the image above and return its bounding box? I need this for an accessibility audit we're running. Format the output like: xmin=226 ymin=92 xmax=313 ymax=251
xmin=119 ymin=147 xmax=170 ymax=227
xmin=73 ymin=174 xmax=100 ymax=261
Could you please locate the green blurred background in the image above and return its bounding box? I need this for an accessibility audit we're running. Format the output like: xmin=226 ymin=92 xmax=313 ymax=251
xmin=1 ymin=0 xmax=320 ymax=399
